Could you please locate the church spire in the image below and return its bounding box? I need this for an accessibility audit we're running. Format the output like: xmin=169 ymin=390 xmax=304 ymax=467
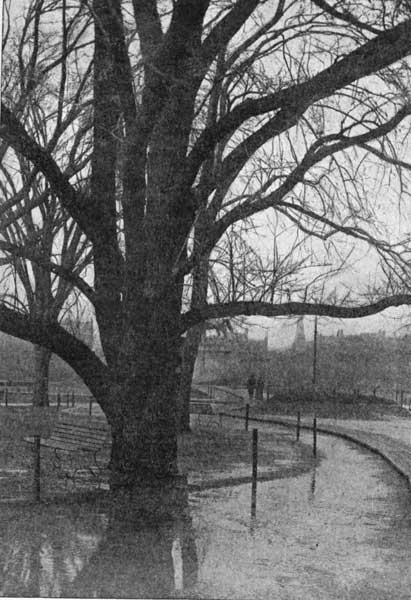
xmin=293 ymin=317 xmax=306 ymax=351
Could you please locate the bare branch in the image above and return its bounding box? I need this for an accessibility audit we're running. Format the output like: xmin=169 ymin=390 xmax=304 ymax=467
xmin=312 ymin=0 xmax=382 ymax=35
xmin=0 ymin=302 xmax=110 ymax=401
xmin=186 ymin=17 xmax=411 ymax=185
xmin=0 ymin=104 xmax=89 ymax=232
xmin=182 ymin=104 xmax=411 ymax=273
xmin=181 ymin=295 xmax=411 ymax=331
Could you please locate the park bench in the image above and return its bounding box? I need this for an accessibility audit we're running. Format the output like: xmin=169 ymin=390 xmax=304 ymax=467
xmin=25 ymin=418 xmax=111 ymax=485
xmin=189 ymin=399 xmax=223 ymax=427
xmin=190 ymin=400 xmax=213 ymax=414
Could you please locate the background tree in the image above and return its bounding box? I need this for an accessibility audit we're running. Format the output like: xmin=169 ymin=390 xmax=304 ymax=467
xmin=0 ymin=194 xmax=91 ymax=406
xmin=2 ymin=1 xmax=411 ymax=491
xmin=0 ymin=2 xmax=92 ymax=405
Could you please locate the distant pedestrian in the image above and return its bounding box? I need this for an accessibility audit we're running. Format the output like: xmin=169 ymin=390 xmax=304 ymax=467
xmin=256 ymin=376 xmax=265 ymax=402
xmin=247 ymin=374 xmax=256 ymax=402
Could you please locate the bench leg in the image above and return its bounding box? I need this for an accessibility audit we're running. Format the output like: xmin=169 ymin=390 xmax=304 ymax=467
xmin=43 ymin=447 xmax=107 ymax=490
xmin=89 ymin=450 xmax=107 ymax=488
xmin=53 ymin=448 xmax=63 ymax=472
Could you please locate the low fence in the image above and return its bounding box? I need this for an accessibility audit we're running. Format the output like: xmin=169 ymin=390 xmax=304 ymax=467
xmin=394 ymin=388 xmax=411 ymax=411
xmin=197 ymin=381 xmax=411 ymax=417
xmin=0 ymin=383 xmax=97 ymax=415
xmin=203 ymin=383 xmax=271 ymax=403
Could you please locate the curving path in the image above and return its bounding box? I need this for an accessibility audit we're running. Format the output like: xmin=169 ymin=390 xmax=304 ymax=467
xmin=206 ymin=385 xmax=411 ymax=490
xmin=246 ymin=414 xmax=411 ymax=490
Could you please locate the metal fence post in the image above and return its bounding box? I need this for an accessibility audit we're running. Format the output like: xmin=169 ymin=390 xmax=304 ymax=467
xmin=245 ymin=403 xmax=250 ymax=431
xmin=313 ymin=417 xmax=317 ymax=457
xmin=89 ymin=396 xmax=93 ymax=416
xmin=251 ymin=428 xmax=258 ymax=518
xmin=34 ymin=435 xmax=41 ymax=501
xmin=296 ymin=410 xmax=301 ymax=441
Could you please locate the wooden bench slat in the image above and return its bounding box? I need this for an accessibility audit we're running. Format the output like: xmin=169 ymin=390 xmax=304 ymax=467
xmin=50 ymin=430 xmax=108 ymax=442
xmin=25 ymin=419 xmax=111 ymax=454
xmin=51 ymin=425 xmax=107 ymax=433
xmin=41 ymin=440 xmax=95 ymax=451
xmin=54 ymin=437 xmax=107 ymax=446
xmin=56 ymin=423 xmax=109 ymax=433
xmin=53 ymin=434 xmax=108 ymax=442
xmin=24 ymin=419 xmax=111 ymax=483
xmin=26 ymin=437 xmax=107 ymax=450
xmin=53 ymin=428 xmax=108 ymax=436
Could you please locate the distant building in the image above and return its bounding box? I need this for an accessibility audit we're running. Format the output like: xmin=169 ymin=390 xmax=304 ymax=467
xmin=292 ymin=318 xmax=306 ymax=351
xmin=194 ymin=329 xmax=268 ymax=383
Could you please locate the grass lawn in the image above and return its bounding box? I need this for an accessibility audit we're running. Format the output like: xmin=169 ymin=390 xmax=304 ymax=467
xmin=263 ymin=390 xmax=411 ymax=420
xmin=0 ymin=408 xmax=46 ymax=471
xmin=178 ymin=422 xmax=310 ymax=479
xmin=0 ymin=408 xmax=312 ymax=499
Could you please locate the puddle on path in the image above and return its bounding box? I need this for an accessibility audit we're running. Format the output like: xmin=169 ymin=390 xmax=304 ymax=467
xmin=0 ymin=429 xmax=410 ymax=598
xmin=190 ymin=430 xmax=411 ymax=600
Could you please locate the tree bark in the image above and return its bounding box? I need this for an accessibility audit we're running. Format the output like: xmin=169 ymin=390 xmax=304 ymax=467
xmin=32 ymin=345 xmax=52 ymax=407
xmin=107 ymin=377 xmax=179 ymax=490
xmin=177 ymin=324 xmax=205 ymax=433
xmin=102 ymin=294 xmax=184 ymax=489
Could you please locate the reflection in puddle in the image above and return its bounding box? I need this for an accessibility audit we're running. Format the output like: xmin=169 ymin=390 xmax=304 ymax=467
xmin=0 ymin=486 xmax=198 ymax=598
xmin=0 ymin=435 xmax=410 ymax=598
xmin=190 ymin=434 xmax=411 ymax=599
xmin=0 ymin=469 xmax=28 ymax=475
xmin=0 ymin=503 xmax=105 ymax=597
xmin=309 ymin=466 xmax=317 ymax=500
xmin=68 ymin=492 xmax=198 ymax=599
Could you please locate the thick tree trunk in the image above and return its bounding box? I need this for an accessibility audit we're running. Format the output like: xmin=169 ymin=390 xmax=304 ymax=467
xmin=101 ymin=296 xmax=184 ymax=490
xmin=32 ymin=345 xmax=51 ymax=407
xmin=177 ymin=324 xmax=204 ymax=433
xmin=108 ymin=379 xmax=179 ymax=490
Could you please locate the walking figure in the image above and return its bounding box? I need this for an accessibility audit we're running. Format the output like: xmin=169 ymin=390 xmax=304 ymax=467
xmin=247 ymin=373 xmax=256 ymax=402
xmin=256 ymin=375 xmax=265 ymax=402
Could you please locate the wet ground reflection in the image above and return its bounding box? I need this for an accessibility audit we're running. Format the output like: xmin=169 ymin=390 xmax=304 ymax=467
xmin=190 ymin=431 xmax=411 ymax=599
xmin=0 ymin=501 xmax=105 ymax=597
xmin=0 ymin=432 xmax=411 ymax=598
xmin=0 ymin=487 xmax=198 ymax=598
xmin=66 ymin=489 xmax=198 ymax=599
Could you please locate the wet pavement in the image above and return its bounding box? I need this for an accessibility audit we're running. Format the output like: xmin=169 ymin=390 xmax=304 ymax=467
xmin=247 ymin=413 xmax=411 ymax=488
xmin=189 ymin=429 xmax=411 ymax=599
xmin=1 ymin=426 xmax=411 ymax=598
xmin=210 ymin=384 xmax=411 ymax=486
xmin=185 ymin=423 xmax=315 ymax=490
